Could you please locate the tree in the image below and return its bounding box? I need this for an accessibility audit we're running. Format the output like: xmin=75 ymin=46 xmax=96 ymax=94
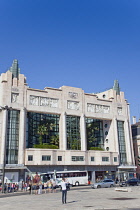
xmin=37 ymin=124 xmax=48 ymax=145
xmin=50 ymin=135 xmax=59 ymax=147
xmin=86 ymin=122 xmax=99 ymax=150
xmin=37 ymin=120 xmax=54 ymax=145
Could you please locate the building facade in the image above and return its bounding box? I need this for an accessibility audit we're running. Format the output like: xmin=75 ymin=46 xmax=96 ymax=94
xmin=0 ymin=60 xmax=136 ymax=183
xmin=132 ymin=119 xmax=140 ymax=177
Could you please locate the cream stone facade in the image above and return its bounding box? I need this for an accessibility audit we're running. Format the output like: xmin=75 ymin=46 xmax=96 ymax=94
xmin=0 ymin=60 xmax=136 ymax=183
xmin=132 ymin=120 xmax=140 ymax=177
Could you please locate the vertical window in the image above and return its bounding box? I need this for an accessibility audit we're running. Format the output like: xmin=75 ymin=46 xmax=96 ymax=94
xmin=58 ymin=156 xmax=62 ymax=161
xmin=114 ymin=157 xmax=117 ymax=162
xmin=91 ymin=156 xmax=94 ymax=161
xmin=66 ymin=115 xmax=81 ymax=150
xmin=117 ymin=121 xmax=127 ymax=164
xmin=86 ymin=118 xmax=104 ymax=150
xmin=6 ymin=110 xmax=20 ymax=164
xmin=28 ymin=155 xmax=33 ymax=161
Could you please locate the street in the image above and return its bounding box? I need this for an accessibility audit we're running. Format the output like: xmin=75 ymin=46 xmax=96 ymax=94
xmin=0 ymin=185 xmax=140 ymax=209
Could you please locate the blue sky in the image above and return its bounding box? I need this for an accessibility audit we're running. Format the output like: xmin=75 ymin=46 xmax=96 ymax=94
xmin=0 ymin=0 xmax=140 ymax=122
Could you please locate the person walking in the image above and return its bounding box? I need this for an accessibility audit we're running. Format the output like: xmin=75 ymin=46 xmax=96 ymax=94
xmin=52 ymin=179 xmax=56 ymax=193
xmin=61 ymin=178 xmax=68 ymax=204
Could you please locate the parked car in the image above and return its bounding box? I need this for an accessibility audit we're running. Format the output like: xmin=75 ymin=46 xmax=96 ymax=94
xmin=91 ymin=179 xmax=115 ymax=189
xmin=119 ymin=178 xmax=139 ymax=187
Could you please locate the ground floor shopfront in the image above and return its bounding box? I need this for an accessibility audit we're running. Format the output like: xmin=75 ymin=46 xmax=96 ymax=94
xmin=0 ymin=164 xmax=137 ymax=184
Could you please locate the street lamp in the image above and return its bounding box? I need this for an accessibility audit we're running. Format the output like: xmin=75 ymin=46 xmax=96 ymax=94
xmin=0 ymin=105 xmax=11 ymax=193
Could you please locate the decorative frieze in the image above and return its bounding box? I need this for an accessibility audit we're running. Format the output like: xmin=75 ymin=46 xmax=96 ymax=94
xmin=69 ymin=92 xmax=78 ymax=99
xmin=30 ymin=96 xmax=39 ymax=106
xmin=117 ymin=107 xmax=122 ymax=115
xmin=29 ymin=95 xmax=58 ymax=108
xmin=87 ymin=103 xmax=110 ymax=114
xmin=67 ymin=101 xmax=79 ymax=110
xmin=40 ymin=97 xmax=58 ymax=108
xmin=12 ymin=87 xmax=19 ymax=92
xmin=11 ymin=93 xmax=19 ymax=103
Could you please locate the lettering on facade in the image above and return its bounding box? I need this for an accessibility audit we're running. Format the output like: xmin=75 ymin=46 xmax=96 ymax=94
xmin=117 ymin=107 xmax=122 ymax=115
xmin=69 ymin=92 xmax=78 ymax=99
xmin=11 ymin=93 xmax=19 ymax=103
xmin=87 ymin=103 xmax=110 ymax=114
xmin=29 ymin=95 xmax=58 ymax=108
xmin=67 ymin=101 xmax=79 ymax=110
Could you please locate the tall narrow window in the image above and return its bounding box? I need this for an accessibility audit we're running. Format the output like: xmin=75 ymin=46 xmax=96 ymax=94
xmin=66 ymin=115 xmax=81 ymax=150
xmin=6 ymin=110 xmax=20 ymax=164
xmin=86 ymin=118 xmax=104 ymax=150
xmin=117 ymin=121 xmax=127 ymax=164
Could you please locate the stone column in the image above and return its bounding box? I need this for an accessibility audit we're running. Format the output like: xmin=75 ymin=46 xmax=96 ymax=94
xmin=18 ymin=108 xmax=26 ymax=165
xmin=124 ymin=119 xmax=133 ymax=165
xmin=80 ymin=114 xmax=86 ymax=151
xmin=91 ymin=171 xmax=95 ymax=183
xmin=113 ymin=118 xmax=119 ymax=152
xmin=0 ymin=109 xmax=8 ymax=165
xmin=59 ymin=112 xmax=67 ymax=150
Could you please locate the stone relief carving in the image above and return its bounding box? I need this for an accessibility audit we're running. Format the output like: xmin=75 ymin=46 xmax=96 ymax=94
xmin=30 ymin=96 xmax=39 ymax=106
xmin=67 ymin=101 xmax=79 ymax=110
xmin=40 ymin=97 xmax=58 ymax=108
xmin=87 ymin=103 xmax=110 ymax=114
xmin=12 ymin=87 xmax=19 ymax=92
xmin=87 ymin=104 xmax=95 ymax=112
xmin=40 ymin=97 xmax=49 ymax=106
xmin=117 ymin=107 xmax=122 ymax=115
xmin=69 ymin=92 xmax=78 ymax=99
xmin=30 ymin=95 xmax=58 ymax=108
xmin=11 ymin=93 xmax=19 ymax=103
xmin=103 ymin=106 xmax=110 ymax=114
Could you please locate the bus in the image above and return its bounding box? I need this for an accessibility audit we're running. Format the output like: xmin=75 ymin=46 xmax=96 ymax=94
xmin=40 ymin=170 xmax=88 ymax=186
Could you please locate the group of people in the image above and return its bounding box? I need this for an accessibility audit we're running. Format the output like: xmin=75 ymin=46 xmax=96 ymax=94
xmin=31 ymin=179 xmax=57 ymax=195
xmin=31 ymin=173 xmax=68 ymax=204
xmin=2 ymin=182 xmax=19 ymax=193
xmin=0 ymin=172 xmax=69 ymax=204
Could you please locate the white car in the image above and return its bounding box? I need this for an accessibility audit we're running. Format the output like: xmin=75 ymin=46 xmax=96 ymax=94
xmin=91 ymin=179 xmax=115 ymax=189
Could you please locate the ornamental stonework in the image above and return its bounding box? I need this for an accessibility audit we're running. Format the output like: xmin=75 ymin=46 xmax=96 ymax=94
xmin=29 ymin=95 xmax=58 ymax=108
xmin=30 ymin=96 xmax=39 ymax=106
xmin=117 ymin=107 xmax=122 ymax=115
xmin=87 ymin=103 xmax=110 ymax=114
xmin=40 ymin=97 xmax=58 ymax=108
xmin=69 ymin=92 xmax=78 ymax=99
xmin=67 ymin=101 xmax=79 ymax=110
xmin=11 ymin=93 xmax=19 ymax=103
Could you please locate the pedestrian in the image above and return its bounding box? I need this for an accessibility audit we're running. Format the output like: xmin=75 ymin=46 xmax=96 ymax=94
xmin=44 ymin=181 xmax=48 ymax=193
xmin=52 ymin=179 xmax=56 ymax=193
xmin=61 ymin=178 xmax=68 ymax=204
xmin=38 ymin=181 xmax=42 ymax=194
xmin=47 ymin=179 xmax=52 ymax=193
xmin=28 ymin=182 xmax=32 ymax=194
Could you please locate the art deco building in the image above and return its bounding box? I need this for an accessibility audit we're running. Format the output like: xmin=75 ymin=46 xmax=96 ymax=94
xmin=0 ymin=60 xmax=136 ymax=183
xmin=132 ymin=118 xmax=140 ymax=177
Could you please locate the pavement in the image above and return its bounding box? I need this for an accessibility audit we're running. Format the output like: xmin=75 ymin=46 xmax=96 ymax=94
xmin=1 ymin=185 xmax=140 ymax=210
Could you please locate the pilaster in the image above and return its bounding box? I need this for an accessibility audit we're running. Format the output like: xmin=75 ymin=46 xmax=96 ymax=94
xmin=0 ymin=109 xmax=8 ymax=165
xmin=18 ymin=108 xmax=26 ymax=164
xmin=80 ymin=114 xmax=86 ymax=151
xmin=59 ymin=112 xmax=67 ymax=150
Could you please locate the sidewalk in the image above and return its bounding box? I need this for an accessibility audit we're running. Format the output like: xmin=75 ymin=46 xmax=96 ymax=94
xmin=0 ymin=185 xmax=140 ymax=209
